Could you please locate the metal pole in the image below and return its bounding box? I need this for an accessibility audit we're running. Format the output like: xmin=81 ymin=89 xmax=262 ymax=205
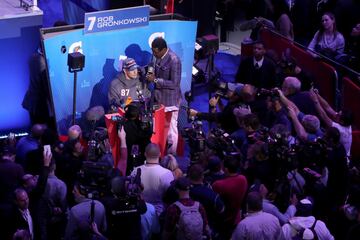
xmin=72 ymin=71 xmax=77 ymax=125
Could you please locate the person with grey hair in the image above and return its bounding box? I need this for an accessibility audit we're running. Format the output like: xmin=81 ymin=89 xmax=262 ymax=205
xmin=282 ymin=77 xmax=317 ymax=116
xmin=277 ymin=89 xmax=323 ymax=142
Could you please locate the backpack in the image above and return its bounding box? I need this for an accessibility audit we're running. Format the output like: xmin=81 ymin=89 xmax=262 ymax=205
xmin=292 ymin=220 xmax=318 ymax=240
xmin=174 ymin=201 xmax=204 ymax=240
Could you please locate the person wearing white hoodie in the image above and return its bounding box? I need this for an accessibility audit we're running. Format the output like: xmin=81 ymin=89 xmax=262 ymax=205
xmin=282 ymin=198 xmax=334 ymax=240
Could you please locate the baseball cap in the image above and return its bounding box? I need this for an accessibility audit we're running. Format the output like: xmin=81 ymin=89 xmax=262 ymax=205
xmin=296 ymin=198 xmax=314 ymax=217
xmin=123 ymin=58 xmax=138 ymax=71
xmin=174 ymin=177 xmax=191 ymax=191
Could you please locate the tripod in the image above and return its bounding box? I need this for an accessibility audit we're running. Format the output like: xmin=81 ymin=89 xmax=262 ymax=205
xmin=67 ymin=52 xmax=85 ymax=125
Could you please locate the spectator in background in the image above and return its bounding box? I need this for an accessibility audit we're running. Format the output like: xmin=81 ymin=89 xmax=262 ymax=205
xmin=65 ymin=182 xmax=107 ymax=240
xmin=273 ymin=0 xmax=294 ymax=40
xmin=236 ymin=41 xmax=278 ymax=89
xmin=39 ymin=161 xmax=67 ymax=240
xmin=308 ymin=12 xmax=345 ymax=60
xmin=309 ymin=89 xmax=353 ymax=158
xmin=275 ymin=48 xmax=313 ymax=91
xmin=212 ymin=156 xmax=248 ymax=239
xmin=141 ymin=202 xmax=160 ymax=240
xmin=5 ymin=149 xmax=51 ymax=240
xmin=160 ymin=154 xmax=183 ymax=180
xmin=162 ymin=177 xmax=210 ymax=240
xmin=0 ymin=145 xmax=25 ymax=239
xmin=282 ymin=198 xmax=334 ymax=240
xmin=22 ymin=45 xmax=53 ymax=127
xmin=278 ymin=89 xmax=323 ymax=142
xmin=204 ymin=156 xmax=225 ymax=185
xmin=9 ymin=189 xmax=35 ymax=239
xmin=24 ymin=128 xmax=57 ymax=176
xmin=131 ymin=143 xmax=174 ymax=216
xmin=12 ymin=229 xmax=31 ymax=240
xmin=281 ymin=77 xmax=317 ymax=116
xmin=347 ymin=23 xmax=360 ymax=71
xmin=16 ymin=124 xmax=46 ymax=166
xmin=250 ymin=180 xmax=298 ymax=225
xmin=232 ymin=191 xmax=284 ymax=240
xmin=188 ymin=164 xmax=225 ymax=237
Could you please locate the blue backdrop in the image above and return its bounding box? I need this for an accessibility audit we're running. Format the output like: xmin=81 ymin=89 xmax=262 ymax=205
xmin=43 ymin=20 xmax=197 ymax=134
xmin=0 ymin=13 xmax=42 ymax=135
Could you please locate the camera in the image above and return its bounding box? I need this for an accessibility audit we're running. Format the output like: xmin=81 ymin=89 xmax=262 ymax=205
xmin=111 ymin=115 xmax=126 ymax=131
xmin=256 ymin=88 xmax=280 ymax=99
xmin=78 ymin=160 xmax=113 ymax=199
xmin=213 ymin=81 xmax=229 ymax=99
xmin=206 ymin=128 xmax=240 ymax=157
xmin=147 ymin=65 xmax=154 ymax=75
xmin=183 ymin=118 xmax=206 ymax=153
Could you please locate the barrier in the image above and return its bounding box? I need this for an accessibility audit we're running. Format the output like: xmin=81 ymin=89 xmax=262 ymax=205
xmin=343 ymin=77 xmax=360 ymax=130
xmin=259 ymin=28 xmax=339 ymax=107
xmin=105 ymin=105 xmax=168 ymax=168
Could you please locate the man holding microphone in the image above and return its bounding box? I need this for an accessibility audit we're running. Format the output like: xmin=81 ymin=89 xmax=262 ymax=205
xmin=146 ymin=37 xmax=182 ymax=155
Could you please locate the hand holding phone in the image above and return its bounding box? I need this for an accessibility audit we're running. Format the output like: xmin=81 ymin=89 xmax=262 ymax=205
xmin=44 ymin=145 xmax=52 ymax=156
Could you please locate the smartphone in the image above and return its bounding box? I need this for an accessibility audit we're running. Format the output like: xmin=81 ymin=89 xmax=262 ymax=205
xmin=44 ymin=144 xmax=51 ymax=156
xmin=8 ymin=132 xmax=15 ymax=140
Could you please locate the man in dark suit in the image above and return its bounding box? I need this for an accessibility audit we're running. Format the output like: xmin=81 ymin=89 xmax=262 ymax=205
xmin=9 ymin=188 xmax=34 ymax=239
xmin=235 ymin=41 xmax=278 ymax=89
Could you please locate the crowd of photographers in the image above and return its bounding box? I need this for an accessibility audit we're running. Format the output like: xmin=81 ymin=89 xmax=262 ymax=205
xmin=1 ymin=36 xmax=360 ymax=240
xmin=181 ymin=40 xmax=359 ymax=239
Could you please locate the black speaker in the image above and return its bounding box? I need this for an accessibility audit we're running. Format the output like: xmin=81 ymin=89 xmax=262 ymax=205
xmin=67 ymin=52 xmax=85 ymax=71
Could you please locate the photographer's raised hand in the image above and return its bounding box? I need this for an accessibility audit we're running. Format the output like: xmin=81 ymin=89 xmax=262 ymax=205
xmin=189 ymin=109 xmax=198 ymax=117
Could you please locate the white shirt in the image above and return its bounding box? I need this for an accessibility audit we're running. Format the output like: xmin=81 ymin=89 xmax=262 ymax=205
xmin=332 ymin=122 xmax=352 ymax=157
xmin=20 ymin=209 xmax=33 ymax=239
xmin=132 ymin=164 xmax=174 ymax=215
xmin=232 ymin=211 xmax=284 ymax=240
xmin=282 ymin=216 xmax=334 ymax=240
xmin=253 ymin=57 xmax=264 ymax=68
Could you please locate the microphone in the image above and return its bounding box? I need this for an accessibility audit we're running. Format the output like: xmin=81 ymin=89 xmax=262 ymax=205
xmin=136 ymin=84 xmax=145 ymax=102
xmin=147 ymin=63 xmax=155 ymax=75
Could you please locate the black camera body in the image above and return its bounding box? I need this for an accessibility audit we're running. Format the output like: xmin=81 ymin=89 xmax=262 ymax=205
xmin=78 ymin=160 xmax=113 ymax=199
xmin=257 ymin=88 xmax=280 ymax=99
xmin=183 ymin=119 xmax=206 ymax=153
xmin=206 ymin=128 xmax=240 ymax=157
xmin=111 ymin=115 xmax=126 ymax=131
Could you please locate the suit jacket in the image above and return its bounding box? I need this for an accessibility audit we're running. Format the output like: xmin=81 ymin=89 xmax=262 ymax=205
xmin=8 ymin=207 xmax=32 ymax=239
xmin=235 ymin=56 xmax=278 ymax=89
xmin=153 ymin=49 xmax=182 ymax=107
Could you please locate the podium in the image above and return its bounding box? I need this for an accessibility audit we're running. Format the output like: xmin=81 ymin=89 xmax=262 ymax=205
xmin=105 ymin=105 xmax=168 ymax=169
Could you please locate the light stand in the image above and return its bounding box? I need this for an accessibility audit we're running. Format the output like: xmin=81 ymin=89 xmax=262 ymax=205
xmin=67 ymin=52 xmax=85 ymax=125
xmin=195 ymin=34 xmax=219 ymax=113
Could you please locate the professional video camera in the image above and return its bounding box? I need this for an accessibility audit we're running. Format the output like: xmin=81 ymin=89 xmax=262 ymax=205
xmin=87 ymin=127 xmax=109 ymax=161
xmin=78 ymin=160 xmax=113 ymax=199
xmin=111 ymin=168 xmax=143 ymax=215
xmin=206 ymin=128 xmax=240 ymax=158
xmin=182 ymin=118 xmax=206 ymax=153
xmin=213 ymin=81 xmax=229 ymax=99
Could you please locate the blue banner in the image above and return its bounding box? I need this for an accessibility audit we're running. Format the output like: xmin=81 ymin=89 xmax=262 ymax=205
xmin=43 ymin=20 xmax=197 ymax=134
xmin=84 ymin=5 xmax=149 ymax=34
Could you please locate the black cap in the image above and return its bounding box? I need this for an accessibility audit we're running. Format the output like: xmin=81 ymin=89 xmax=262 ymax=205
xmin=174 ymin=177 xmax=191 ymax=191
